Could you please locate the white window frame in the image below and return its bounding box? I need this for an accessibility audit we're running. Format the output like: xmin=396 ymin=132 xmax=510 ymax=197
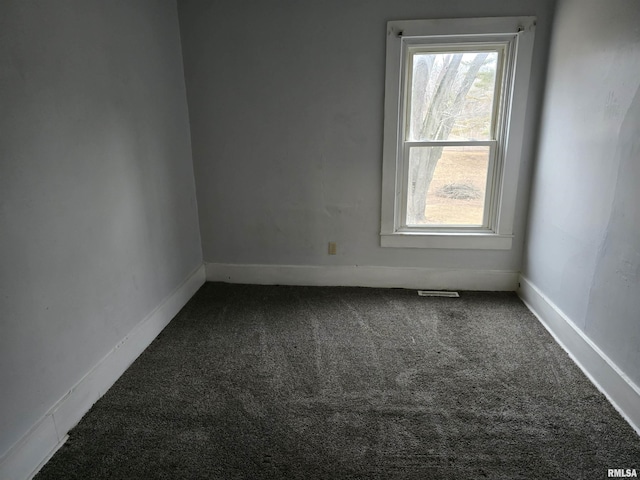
xmin=380 ymin=17 xmax=536 ymax=249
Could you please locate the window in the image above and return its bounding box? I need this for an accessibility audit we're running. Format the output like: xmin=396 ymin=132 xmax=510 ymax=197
xmin=381 ymin=17 xmax=536 ymax=249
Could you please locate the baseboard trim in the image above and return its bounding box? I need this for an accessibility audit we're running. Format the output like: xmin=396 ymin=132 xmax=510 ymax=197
xmin=518 ymin=275 xmax=640 ymax=436
xmin=206 ymin=263 xmax=519 ymax=291
xmin=0 ymin=264 xmax=206 ymax=480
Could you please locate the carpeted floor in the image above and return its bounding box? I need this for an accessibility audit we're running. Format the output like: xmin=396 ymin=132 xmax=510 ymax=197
xmin=35 ymin=283 xmax=640 ymax=479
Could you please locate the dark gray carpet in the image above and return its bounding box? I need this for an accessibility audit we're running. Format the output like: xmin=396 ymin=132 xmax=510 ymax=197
xmin=36 ymin=283 xmax=640 ymax=479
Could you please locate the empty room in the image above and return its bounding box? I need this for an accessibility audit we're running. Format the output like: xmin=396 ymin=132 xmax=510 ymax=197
xmin=1 ymin=0 xmax=639 ymax=478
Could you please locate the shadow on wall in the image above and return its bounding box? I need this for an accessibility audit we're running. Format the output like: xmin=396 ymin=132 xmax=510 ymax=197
xmin=585 ymin=84 xmax=640 ymax=385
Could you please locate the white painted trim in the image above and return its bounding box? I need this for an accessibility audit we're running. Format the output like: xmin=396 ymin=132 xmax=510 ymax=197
xmin=206 ymin=263 xmax=518 ymax=291
xmin=381 ymin=17 xmax=536 ymax=247
xmin=518 ymin=275 xmax=640 ymax=436
xmin=381 ymin=232 xmax=513 ymax=249
xmin=0 ymin=264 xmax=206 ymax=480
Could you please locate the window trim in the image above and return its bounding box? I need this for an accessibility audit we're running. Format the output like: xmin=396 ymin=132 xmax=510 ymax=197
xmin=380 ymin=17 xmax=536 ymax=250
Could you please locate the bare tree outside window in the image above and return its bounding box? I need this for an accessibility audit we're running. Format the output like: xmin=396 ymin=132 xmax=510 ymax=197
xmin=381 ymin=18 xmax=536 ymax=249
xmin=406 ymin=52 xmax=498 ymax=225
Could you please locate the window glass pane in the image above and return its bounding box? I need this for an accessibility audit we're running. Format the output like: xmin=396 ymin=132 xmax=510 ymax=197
xmin=406 ymin=146 xmax=490 ymax=226
xmin=408 ymin=51 xmax=498 ymax=141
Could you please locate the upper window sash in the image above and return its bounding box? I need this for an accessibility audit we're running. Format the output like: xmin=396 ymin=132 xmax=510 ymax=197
xmin=402 ymin=43 xmax=508 ymax=143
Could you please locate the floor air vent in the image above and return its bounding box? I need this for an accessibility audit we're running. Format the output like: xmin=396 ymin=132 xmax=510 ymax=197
xmin=417 ymin=290 xmax=460 ymax=297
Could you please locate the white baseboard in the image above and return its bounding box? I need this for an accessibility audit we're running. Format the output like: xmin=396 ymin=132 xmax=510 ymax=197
xmin=518 ymin=275 xmax=640 ymax=436
xmin=206 ymin=262 xmax=519 ymax=291
xmin=0 ymin=264 xmax=206 ymax=480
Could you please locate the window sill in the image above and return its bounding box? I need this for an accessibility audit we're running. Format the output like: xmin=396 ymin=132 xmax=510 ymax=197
xmin=380 ymin=232 xmax=513 ymax=250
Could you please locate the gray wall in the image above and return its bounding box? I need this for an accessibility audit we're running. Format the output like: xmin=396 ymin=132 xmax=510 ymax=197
xmin=0 ymin=1 xmax=202 ymax=458
xmin=178 ymin=0 xmax=555 ymax=271
xmin=523 ymin=0 xmax=640 ymax=385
